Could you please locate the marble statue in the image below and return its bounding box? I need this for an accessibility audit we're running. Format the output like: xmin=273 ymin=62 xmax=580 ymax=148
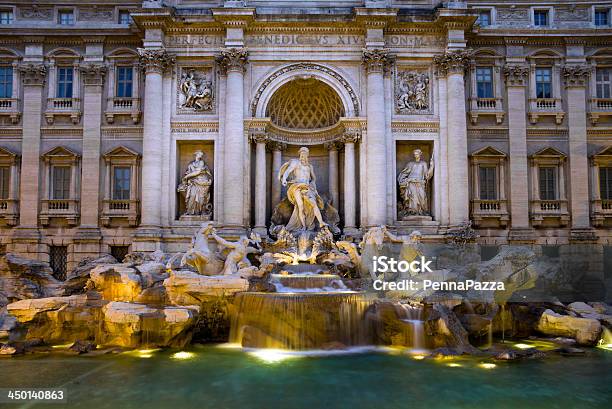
xmin=279 ymin=147 xmax=327 ymax=232
xmin=171 ymin=222 xmax=222 ymax=275
xmin=398 ymin=149 xmax=434 ymax=217
xmin=178 ymin=150 xmax=213 ymax=217
xmin=180 ymin=70 xmax=214 ymax=111
xmin=209 ymin=230 xmax=260 ymax=276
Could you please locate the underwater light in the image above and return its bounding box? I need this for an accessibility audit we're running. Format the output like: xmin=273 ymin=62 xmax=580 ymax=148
xmin=513 ymin=343 xmax=534 ymax=350
xmin=447 ymin=363 xmax=462 ymax=368
xmin=171 ymin=351 xmax=195 ymax=360
xmin=479 ymin=363 xmax=496 ymax=369
xmin=248 ymin=349 xmax=300 ymax=364
xmin=411 ymin=354 xmax=426 ymax=360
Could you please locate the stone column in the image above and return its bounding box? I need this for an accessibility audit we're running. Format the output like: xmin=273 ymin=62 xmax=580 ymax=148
xmin=342 ymin=130 xmax=360 ymax=233
xmin=217 ymin=48 xmax=248 ymax=229
xmin=326 ymin=142 xmax=340 ymax=209
xmin=79 ymin=64 xmax=107 ymax=228
xmin=504 ymin=64 xmax=533 ymax=241
xmin=362 ymin=49 xmax=393 ymax=226
xmin=270 ymin=142 xmax=286 ymax=209
xmin=137 ymin=48 xmax=174 ymax=229
xmin=564 ymin=65 xmax=594 ymax=239
xmin=434 ymin=50 xmax=470 ymax=226
xmin=251 ymin=132 xmax=267 ymax=234
xmin=16 ymin=64 xmax=46 ymax=229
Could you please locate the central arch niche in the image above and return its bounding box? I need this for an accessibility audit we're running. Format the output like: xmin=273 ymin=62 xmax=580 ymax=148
xmin=266 ymin=78 xmax=345 ymax=130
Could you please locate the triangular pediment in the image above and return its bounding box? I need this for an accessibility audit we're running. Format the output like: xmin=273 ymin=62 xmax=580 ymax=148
xmin=103 ymin=146 xmax=140 ymax=159
xmin=593 ymin=146 xmax=612 ymax=158
xmin=0 ymin=147 xmax=18 ymax=158
xmin=471 ymin=146 xmax=506 ymax=157
xmin=531 ymin=147 xmax=566 ymax=159
xmin=41 ymin=146 xmax=79 ymax=159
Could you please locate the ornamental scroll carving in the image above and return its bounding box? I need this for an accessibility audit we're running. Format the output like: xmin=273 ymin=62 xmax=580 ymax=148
xmin=563 ymin=65 xmax=590 ymax=87
xmin=395 ymin=70 xmax=430 ymax=114
xmin=179 ymin=68 xmax=215 ymax=112
xmin=138 ymin=48 xmax=175 ymax=74
xmin=433 ymin=50 xmax=471 ymax=76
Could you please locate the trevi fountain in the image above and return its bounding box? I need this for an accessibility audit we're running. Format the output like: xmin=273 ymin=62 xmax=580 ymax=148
xmin=0 ymin=147 xmax=610 ymax=408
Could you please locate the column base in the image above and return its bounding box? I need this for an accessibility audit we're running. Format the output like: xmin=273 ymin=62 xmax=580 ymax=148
xmin=218 ymin=225 xmax=249 ymax=238
xmin=9 ymin=227 xmax=47 ymax=262
xmin=507 ymin=228 xmax=537 ymax=244
xmin=569 ymin=228 xmax=598 ymax=243
xmin=132 ymin=226 xmax=163 ymax=253
xmin=253 ymin=226 xmax=268 ymax=237
xmin=342 ymin=226 xmax=361 ymax=239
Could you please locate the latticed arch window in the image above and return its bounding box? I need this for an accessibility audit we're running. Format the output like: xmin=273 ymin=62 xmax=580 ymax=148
xmin=266 ymin=79 xmax=344 ymax=129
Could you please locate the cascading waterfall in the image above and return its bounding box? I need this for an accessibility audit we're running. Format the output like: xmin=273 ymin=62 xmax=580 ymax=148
xmin=229 ymin=266 xmax=375 ymax=350
xmin=396 ymin=303 xmax=425 ymax=349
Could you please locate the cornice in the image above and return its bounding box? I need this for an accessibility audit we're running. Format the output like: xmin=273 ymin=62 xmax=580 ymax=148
xmin=391 ymin=121 xmax=439 ymax=133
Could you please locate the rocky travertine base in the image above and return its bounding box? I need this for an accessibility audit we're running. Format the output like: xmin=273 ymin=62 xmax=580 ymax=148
xmin=0 ymin=254 xmax=63 ymax=307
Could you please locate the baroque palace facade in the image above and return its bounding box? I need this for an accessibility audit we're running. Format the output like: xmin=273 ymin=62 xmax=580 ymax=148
xmin=0 ymin=0 xmax=611 ymax=276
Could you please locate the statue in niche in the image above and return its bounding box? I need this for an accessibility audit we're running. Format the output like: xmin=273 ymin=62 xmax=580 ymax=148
xmin=178 ymin=150 xmax=213 ymax=217
xmin=271 ymin=147 xmax=340 ymax=235
xmin=398 ymin=149 xmax=434 ymax=218
xmin=396 ymin=71 xmax=430 ymax=114
xmin=180 ymin=69 xmax=214 ymax=111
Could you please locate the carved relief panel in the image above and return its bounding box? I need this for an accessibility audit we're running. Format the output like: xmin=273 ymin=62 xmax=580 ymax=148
xmin=177 ymin=67 xmax=215 ymax=114
xmin=395 ymin=68 xmax=431 ymax=115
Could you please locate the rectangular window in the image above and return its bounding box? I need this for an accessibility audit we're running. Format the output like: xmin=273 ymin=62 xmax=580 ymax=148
xmin=535 ymin=68 xmax=552 ymax=99
xmin=52 ymin=166 xmax=71 ymax=200
xmin=476 ymin=67 xmax=494 ymax=98
xmin=49 ymin=245 xmax=67 ymax=281
xmin=112 ymin=167 xmax=131 ymax=200
xmin=0 ymin=66 xmax=12 ymax=98
xmin=58 ymin=10 xmax=74 ymax=25
xmin=539 ymin=167 xmax=557 ymax=201
xmin=534 ymin=10 xmax=549 ymax=27
xmin=56 ymin=67 xmax=73 ymax=98
xmin=477 ymin=10 xmax=491 ymax=27
xmin=479 ymin=166 xmax=497 ymax=200
xmin=600 ymin=167 xmax=612 ymax=200
xmin=0 ymin=10 xmax=13 ymax=25
xmin=595 ymin=10 xmax=609 ymax=26
xmin=0 ymin=167 xmax=10 ymax=199
xmin=596 ymin=68 xmax=611 ymax=99
xmin=118 ymin=10 xmax=131 ymax=25
xmin=116 ymin=66 xmax=133 ymax=98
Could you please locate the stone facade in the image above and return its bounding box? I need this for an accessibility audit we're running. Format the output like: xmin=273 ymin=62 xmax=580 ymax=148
xmin=0 ymin=0 xmax=610 ymax=273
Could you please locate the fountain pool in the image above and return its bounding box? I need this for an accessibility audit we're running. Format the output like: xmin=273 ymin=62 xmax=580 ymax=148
xmin=0 ymin=345 xmax=610 ymax=409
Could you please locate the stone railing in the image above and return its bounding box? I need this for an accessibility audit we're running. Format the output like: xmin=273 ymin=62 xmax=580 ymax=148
xmin=40 ymin=199 xmax=79 ymax=226
xmin=0 ymin=98 xmax=21 ymax=124
xmin=105 ymin=97 xmax=141 ymax=124
xmin=528 ymin=98 xmax=564 ymax=124
xmin=101 ymin=199 xmax=139 ymax=227
xmin=589 ymin=98 xmax=612 ymax=124
xmin=591 ymin=199 xmax=612 ymax=227
xmin=468 ymin=97 xmax=504 ymax=124
xmin=530 ymin=199 xmax=569 ymax=227
xmin=470 ymin=199 xmax=509 ymax=227
xmin=45 ymin=98 xmax=81 ymax=124
xmin=0 ymin=199 xmax=19 ymax=226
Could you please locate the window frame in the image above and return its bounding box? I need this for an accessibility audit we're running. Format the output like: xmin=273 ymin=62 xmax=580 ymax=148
xmin=600 ymin=166 xmax=612 ymax=200
xmin=51 ymin=165 xmax=71 ymax=200
xmin=115 ymin=66 xmax=133 ymax=98
xmin=535 ymin=67 xmax=553 ymax=99
xmin=112 ymin=165 xmax=132 ymax=200
xmin=595 ymin=67 xmax=611 ymax=99
xmin=57 ymin=9 xmax=75 ymax=26
xmin=56 ymin=66 xmax=74 ymax=98
xmin=0 ymin=65 xmax=13 ymax=98
xmin=118 ymin=10 xmax=131 ymax=25
xmin=478 ymin=165 xmax=497 ymax=200
xmin=0 ymin=9 xmax=14 ymax=25
xmin=594 ymin=7 xmax=610 ymax=27
xmin=532 ymin=8 xmax=551 ymax=27
xmin=538 ymin=166 xmax=557 ymax=201
xmin=475 ymin=66 xmax=494 ymax=99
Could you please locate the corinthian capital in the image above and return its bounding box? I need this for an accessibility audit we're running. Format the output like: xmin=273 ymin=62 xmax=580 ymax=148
xmin=18 ymin=63 xmax=47 ymax=86
xmin=362 ymin=49 xmax=394 ymax=74
xmin=138 ymin=48 xmax=175 ymax=74
xmin=563 ymin=65 xmax=590 ymax=88
xmin=80 ymin=63 xmax=107 ymax=86
xmin=217 ymin=48 xmax=248 ymax=74
xmin=433 ymin=50 xmax=471 ymax=77
xmin=504 ymin=64 xmax=529 ymax=87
